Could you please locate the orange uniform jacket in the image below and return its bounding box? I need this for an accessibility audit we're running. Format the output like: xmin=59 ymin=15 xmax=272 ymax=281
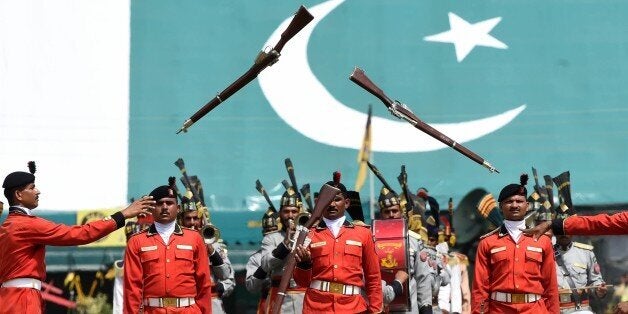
xmin=472 ymin=225 xmax=559 ymax=313
xmin=293 ymin=220 xmax=383 ymax=313
xmin=123 ymin=224 xmax=211 ymax=314
xmin=0 ymin=208 xmax=125 ymax=313
xmin=553 ymin=211 xmax=627 ymax=236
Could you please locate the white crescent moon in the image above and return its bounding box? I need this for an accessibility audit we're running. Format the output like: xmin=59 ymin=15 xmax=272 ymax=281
xmin=258 ymin=0 xmax=526 ymax=153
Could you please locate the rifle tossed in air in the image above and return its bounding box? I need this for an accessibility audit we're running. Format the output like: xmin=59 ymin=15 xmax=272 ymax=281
xmin=177 ymin=6 xmax=314 ymax=133
xmin=349 ymin=67 xmax=499 ymax=173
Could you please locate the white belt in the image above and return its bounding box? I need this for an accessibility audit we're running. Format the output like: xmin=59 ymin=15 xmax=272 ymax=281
xmin=310 ymin=280 xmax=361 ymax=295
xmin=143 ymin=297 xmax=195 ymax=308
xmin=0 ymin=278 xmax=42 ymax=290
xmin=491 ymin=291 xmax=541 ymax=303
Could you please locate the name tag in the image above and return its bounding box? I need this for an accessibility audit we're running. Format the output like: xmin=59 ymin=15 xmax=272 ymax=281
xmin=176 ymin=244 xmax=193 ymax=250
xmin=490 ymin=246 xmax=506 ymax=254
xmin=346 ymin=240 xmax=362 ymax=247
xmin=310 ymin=241 xmax=326 ymax=248
xmin=141 ymin=245 xmax=157 ymax=252
xmin=527 ymin=246 xmax=542 ymax=253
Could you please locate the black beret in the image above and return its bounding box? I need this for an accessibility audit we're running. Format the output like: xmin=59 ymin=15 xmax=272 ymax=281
xmin=325 ymin=181 xmax=347 ymax=195
xmin=2 ymin=171 xmax=35 ymax=190
xmin=149 ymin=185 xmax=176 ymax=201
xmin=498 ymin=174 xmax=529 ymax=202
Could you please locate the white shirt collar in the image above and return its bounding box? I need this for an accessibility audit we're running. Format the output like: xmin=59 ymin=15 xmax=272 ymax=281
xmin=504 ymin=219 xmax=526 ymax=243
xmin=322 ymin=216 xmax=345 ymax=238
xmin=154 ymin=221 xmax=176 ymax=244
xmin=13 ymin=205 xmax=33 ymax=216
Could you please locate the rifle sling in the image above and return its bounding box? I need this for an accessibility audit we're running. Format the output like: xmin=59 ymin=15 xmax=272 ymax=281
xmin=556 ymin=251 xmax=581 ymax=307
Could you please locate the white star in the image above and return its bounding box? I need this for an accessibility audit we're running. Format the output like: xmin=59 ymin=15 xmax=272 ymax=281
xmin=424 ymin=12 xmax=508 ymax=62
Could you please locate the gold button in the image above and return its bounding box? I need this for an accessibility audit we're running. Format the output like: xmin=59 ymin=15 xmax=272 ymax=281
xmin=333 ymin=265 xmax=338 ymax=269
xmin=167 ymin=246 xmax=170 ymax=250
xmin=516 ymin=285 xmax=519 ymax=288
xmin=335 ymin=239 xmax=339 ymax=243
xmin=516 ymin=245 xmax=519 ymax=248
xmin=166 ymin=259 xmax=170 ymax=263
xmin=515 ymin=258 xmax=518 ymax=262
xmin=166 ymin=274 xmax=170 ymax=278
xmin=334 ymin=277 xmax=337 ymax=281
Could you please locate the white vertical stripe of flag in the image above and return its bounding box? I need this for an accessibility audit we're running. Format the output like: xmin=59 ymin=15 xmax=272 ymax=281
xmin=0 ymin=0 xmax=130 ymax=210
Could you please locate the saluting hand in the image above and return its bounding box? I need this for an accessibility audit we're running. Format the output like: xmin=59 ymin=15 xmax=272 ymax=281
xmin=521 ymin=221 xmax=551 ymax=240
xmin=121 ymin=196 xmax=156 ymax=219
xmin=294 ymin=244 xmax=311 ymax=263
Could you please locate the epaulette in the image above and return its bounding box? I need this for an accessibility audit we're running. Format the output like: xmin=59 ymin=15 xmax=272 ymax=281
xmin=447 ymin=254 xmax=460 ymax=266
xmin=573 ymin=242 xmax=594 ymax=251
xmin=419 ymin=226 xmax=428 ymax=242
xmin=353 ymin=221 xmax=371 ymax=228
xmin=480 ymin=227 xmax=500 ymax=239
xmin=408 ymin=230 xmax=422 ymax=240
xmin=452 ymin=252 xmax=469 ymax=266
xmin=128 ymin=228 xmax=148 ymax=239
xmin=262 ymin=229 xmax=281 ymax=236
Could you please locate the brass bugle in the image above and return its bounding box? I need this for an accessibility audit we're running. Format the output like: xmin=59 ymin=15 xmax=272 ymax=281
xmin=296 ymin=212 xmax=311 ymax=226
xmin=201 ymin=223 xmax=221 ymax=244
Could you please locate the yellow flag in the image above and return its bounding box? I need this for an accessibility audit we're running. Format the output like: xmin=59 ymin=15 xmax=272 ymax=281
xmin=355 ymin=105 xmax=372 ymax=191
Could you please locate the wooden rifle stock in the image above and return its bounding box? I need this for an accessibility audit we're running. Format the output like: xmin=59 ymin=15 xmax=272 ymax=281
xmin=270 ymin=184 xmax=340 ymax=314
xmin=177 ymin=6 xmax=314 ymax=133
xmin=349 ymin=67 xmax=500 ymax=173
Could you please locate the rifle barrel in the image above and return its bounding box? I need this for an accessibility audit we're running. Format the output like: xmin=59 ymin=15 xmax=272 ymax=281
xmin=177 ymin=6 xmax=313 ymax=133
xmin=350 ymin=67 xmax=499 ymax=173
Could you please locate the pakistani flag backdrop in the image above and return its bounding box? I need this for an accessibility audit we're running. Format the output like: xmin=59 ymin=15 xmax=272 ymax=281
xmin=2 ymin=0 xmax=628 ymax=242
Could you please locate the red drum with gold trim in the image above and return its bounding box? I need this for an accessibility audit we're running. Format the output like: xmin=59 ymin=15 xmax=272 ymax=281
xmin=372 ymin=218 xmax=410 ymax=312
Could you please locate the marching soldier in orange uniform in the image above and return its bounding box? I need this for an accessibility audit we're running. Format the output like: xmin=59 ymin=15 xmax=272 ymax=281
xmin=0 ymin=162 xmax=154 ymax=314
xmin=472 ymin=174 xmax=559 ymax=313
xmin=293 ymin=175 xmax=383 ymax=313
xmin=124 ymin=185 xmax=212 ymax=313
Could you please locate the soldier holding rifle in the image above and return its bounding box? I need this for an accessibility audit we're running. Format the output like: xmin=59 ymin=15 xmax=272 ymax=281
xmin=259 ymin=187 xmax=307 ymax=313
xmin=0 ymin=162 xmax=155 ymax=314
xmin=293 ymin=174 xmax=383 ymax=313
xmin=554 ymin=233 xmax=607 ymax=313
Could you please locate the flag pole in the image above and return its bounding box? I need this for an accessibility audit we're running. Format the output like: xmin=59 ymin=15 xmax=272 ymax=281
xmin=369 ymin=154 xmax=375 ymax=221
